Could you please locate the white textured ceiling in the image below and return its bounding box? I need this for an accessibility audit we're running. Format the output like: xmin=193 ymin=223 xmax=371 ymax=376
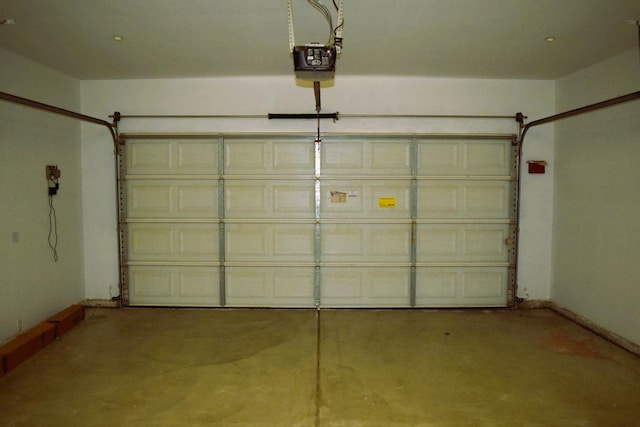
xmin=0 ymin=0 xmax=639 ymax=80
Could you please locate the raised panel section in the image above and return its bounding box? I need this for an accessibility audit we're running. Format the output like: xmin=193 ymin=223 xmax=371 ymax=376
xmin=463 ymin=270 xmax=506 ymax=298
xmin=128 ymin=180 xmax=218 ymax=219
xmin=225 ymin=139 xmax=314 ymax=175
xmin=129 ymin=266 xmax=220 ymax=306
xmin=224 ymin=141 xmax=266 ymax=173
xmin=176 ymin=141 xmax=219 ymax=174
xmin=127 ymin=139 xmax=218 ymax=175
xmin=321 ymin=180 xmax=411 ymax=219
xmin=128 ymin=141 xmax=172 ymax=173
xmin=464 ymin=142 xmax=510 ymax=176
xmin=226 ymin=224 xmax=315 ymax=262
xmin=128 ymin=183 xmax=173 ymax=218
xmin=225 ymin=267 xmax=315 ymax=307
xmin=127 ymin=223 xmax=219 ymax=262
xmin=225 ymin=181 xmax=315 ymax=219
xmin=417 ymin=142 xmax=459 ymax=175
xmin=417 ymin=139 xmax=511 ymax=176
xmin=464 ymin=183 xmax=509 ymax=217
xmin=415 ymin=267 xmax=507 ymax=306
xmin=128 ymin=225 xmax=173 ymax=260
xmin=417 ymin=224 xmax=509 ymax=262
xmin=177 ymin=182 xmax=219 ymax=217
xmin=321 ymin=224 xmax=410 ymax=262
xmin=417 ymin=181 xmax=510 ymax=219
xmin=323 ymin=139 xmax=411 ymax=175
xmin=321 ymin=267 xmax=410 ymax=307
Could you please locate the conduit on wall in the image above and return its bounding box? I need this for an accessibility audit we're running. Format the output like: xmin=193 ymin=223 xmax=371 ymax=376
xmin=0 ymin=90 xmax=125 ymax=306
xmin=513 ymin=89 xmax=640 ymax=304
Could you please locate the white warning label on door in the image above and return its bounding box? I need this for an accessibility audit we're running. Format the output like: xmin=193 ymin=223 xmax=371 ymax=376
xmin=329 ymin=190 xmax=358 ymax=203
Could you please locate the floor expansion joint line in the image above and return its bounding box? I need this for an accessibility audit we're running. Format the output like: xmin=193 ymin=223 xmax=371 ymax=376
xmin=314 ymin=308 xmax=321 ymax=427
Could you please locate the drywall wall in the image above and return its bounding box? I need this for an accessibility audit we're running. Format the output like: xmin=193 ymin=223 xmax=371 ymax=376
xmin=0 ymin=48 xmax=85 ymax=343
xmin=81 ymin=76 xmax=554 ymax=302
xmin=553 ymin=48 xmax=640 ymax=345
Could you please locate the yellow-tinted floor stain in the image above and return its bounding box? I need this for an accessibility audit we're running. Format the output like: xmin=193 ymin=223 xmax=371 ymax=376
xmin=0 ymin=308 xmax=639 ymax=426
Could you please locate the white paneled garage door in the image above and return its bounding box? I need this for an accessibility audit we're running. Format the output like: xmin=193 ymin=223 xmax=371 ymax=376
xmin=121 ymin=134 xmax=516 ymax=308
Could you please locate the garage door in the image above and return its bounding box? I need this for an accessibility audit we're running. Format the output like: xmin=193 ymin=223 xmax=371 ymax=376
xmin=121 ymin=134 xmax=516 ymax=308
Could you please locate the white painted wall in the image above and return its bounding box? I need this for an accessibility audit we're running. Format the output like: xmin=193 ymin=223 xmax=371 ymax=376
xmin=0 ymin=48 xmax=84 ymax=343
xmin=81 ymin=76 xmax=555 ymax=302
xmin=553 ymin=48 xmax=640 ymax=344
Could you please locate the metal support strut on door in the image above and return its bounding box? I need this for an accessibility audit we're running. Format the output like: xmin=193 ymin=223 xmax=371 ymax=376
xmin=314 ymin=81 xmax=322 ymax=143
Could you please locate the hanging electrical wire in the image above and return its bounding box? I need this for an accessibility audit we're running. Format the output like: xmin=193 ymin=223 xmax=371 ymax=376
xmin=48 ymin=194 xmax=59 ymax=262
xmin=307 ymin=0 xmax=334 ymax=44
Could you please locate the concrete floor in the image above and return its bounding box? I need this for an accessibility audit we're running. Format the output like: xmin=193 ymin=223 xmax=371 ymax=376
xmin=0 ymin=308 xmax=639 ymax=426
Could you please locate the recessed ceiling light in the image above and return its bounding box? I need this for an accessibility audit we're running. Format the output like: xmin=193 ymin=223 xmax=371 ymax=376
xmin=113 ymin=35 xmax=124 ymax=41
xmin=545 ymin=36 xmax=555 ymax=43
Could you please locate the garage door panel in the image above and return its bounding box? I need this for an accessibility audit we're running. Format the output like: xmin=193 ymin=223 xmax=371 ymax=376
xmin=463 ymin=270 xmax=506 ymax=298
xmin=369 ymin=140 xmax=411 ymax=173
xmin=128 ymin=183 xmax=174 ymax=217
xmin=225 ymin=139 xmax=314 ymax=174
xmin=417 ymin=224 xmax=509 ymax=262
xmin=415 ymin=270 xmax=457 ymax=299
xmin=321 ymin=181 xmax=411 ymax=219
xmin=226 ymin=224 xmax=315 ymax=262
xmin=322 ymin=224 xmax=410 ymax=262
xmin=464 ymin=142 xmax=510 ymax=175
xmin=321 ymin=267 xmax=410 ymax=307
xmin=416 ymin=267 xmax=506 ymax=306
xmin=225 ymin=267 xmax=315 ymax=307
xmin=272 ymin=141 xmax=315 ymax=172
xmin=464 ymin=183 xmax=509 ymax=217
xmin=128 ymin=141 xmax=172 ymax=173
xmin=225 ymin=181 xmax=315 ymax=218
xmin=418 ymin=139 xmax=510 ymax=176
xmin=176 ymin=141 xmax=219 ymax=173
xmin=129 ymin=266 xmax=220 ymax=306
xmin=179 ymin=270 xmax=220 ymax=299
xmin=273 ymin=185 xmax=315 ymax=213
xmin=177 ymin=183 xmax=219 ymax=217
xmin=124 ymin=134 xmax=514 ymax=308
xmin=224 ymin=140 xmax=267 ymax=173
xmin=129 ymin=225 xmax=173 ymax=259
xmin=127 ymin=140 xmax=219 ymax=175
xmin=128 ymin=180 xmax=218 ymax=219
xmin=417 ymin=181 xmax=510 ymax=219
xmin=322 ymin=139 xmax=411 ymax=175
xmin=462 ymin=227 xmax=508 ymax=259
xmin=178 ymin=227 xmax=219 ymax=258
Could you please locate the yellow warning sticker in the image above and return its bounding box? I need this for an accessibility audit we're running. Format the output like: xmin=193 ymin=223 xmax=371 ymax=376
xmin=378 ymin=197 xmax=396 ymax=208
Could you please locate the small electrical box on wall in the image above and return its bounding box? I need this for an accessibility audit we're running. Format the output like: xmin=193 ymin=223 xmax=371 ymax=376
xmin=46 ymin=165 xmax=61 ymax=195
xmin=527 ymin=160 xmax=547 ymax=174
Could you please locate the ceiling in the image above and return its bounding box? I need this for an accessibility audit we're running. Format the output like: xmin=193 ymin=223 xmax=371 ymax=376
xmin=1 ymin=0 xmax=639 ymax=81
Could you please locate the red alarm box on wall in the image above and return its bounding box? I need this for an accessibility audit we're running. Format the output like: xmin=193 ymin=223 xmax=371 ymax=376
xmin=527 ymin=160 xmax=547 ymax=174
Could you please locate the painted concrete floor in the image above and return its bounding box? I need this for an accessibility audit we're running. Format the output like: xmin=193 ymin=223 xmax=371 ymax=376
xmin=0 ymin=308 xmax=639 ymax=426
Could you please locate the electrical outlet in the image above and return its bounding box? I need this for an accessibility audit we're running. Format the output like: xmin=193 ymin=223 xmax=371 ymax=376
xmin=46 ymin=165 xmax=61 ymax=180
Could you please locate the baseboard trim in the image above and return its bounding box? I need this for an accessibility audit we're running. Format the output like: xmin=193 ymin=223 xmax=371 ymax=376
xmin=82 ymin=299 xmax=121 ymax=308
xmin=517 ymin=299 xmax=640 ymax=357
